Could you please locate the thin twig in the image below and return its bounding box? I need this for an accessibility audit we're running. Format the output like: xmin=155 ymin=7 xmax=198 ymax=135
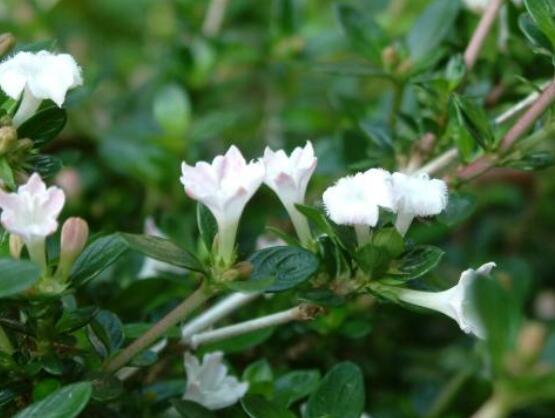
xmin=190 ymin=304 xmax=323 ymax=349
xmin=202 ymin=0 xmax=230 ymax=37
xmin=464 ymin=0 xmax=504 ymax=69
xmin=104 ymin=285 xmax=211 ymax=373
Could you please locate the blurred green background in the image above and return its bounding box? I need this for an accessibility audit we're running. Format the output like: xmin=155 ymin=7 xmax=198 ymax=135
xmin=2 ymin=0 xmax=555 ymax=417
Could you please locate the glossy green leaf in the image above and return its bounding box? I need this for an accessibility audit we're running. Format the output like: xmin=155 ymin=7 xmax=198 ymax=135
xmin=525 ymin=0 xmax=555 ymax=49
xmin=13 ymin=382 xmax=92 ymax=418
xmin=453 ymin=94 xmax=495 ymax=150
xmin=24 ymin=155 xmax=63 ymax=179
xmin=197 ymin=203 xmax=217 ymax=252
xmin=0 ymin=259 xmax=41 ymax=298
xmin=70 ymin=234 xmax=128 ymax=286
xmin=519 ymin=13 xmax=554 ymax=55
xmin=120 ymin=233 xmax=205 ymax=273
xmin=87 ymin=310 xmax=124 ymax=358
xmin=17 ymin=106 xmax=67 ymax=147
xmin=407 ymin=0 xmax=460 ymax=62
xmin=383 ymin=245 xmax=444 ymax=284
xmin=248 ymin=246 xmax=320 ymax=292
xmin=273 ymin=370 xmax=321 ymax=406
xmin=305 ymin=362 xmax=364 ymax=418
xmin=172 ymin=399 xmax=216 ymax=418
xmin=241 ymin=395 xmax=296 ymax=418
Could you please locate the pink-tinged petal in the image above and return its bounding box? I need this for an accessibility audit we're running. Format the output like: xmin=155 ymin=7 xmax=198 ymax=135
xmin=0 ymin=190 xmax=20 ymax=212
xmin=19 ymin=173 xmax=47 ymax=195
xmin=42 ymin=188 xmax=66 ymax=217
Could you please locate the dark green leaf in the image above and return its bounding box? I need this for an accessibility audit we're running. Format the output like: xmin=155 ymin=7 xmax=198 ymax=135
xmin=407 ymin=0 xmax=460 ymax=62
xmin=226 ymin=277 xmax=275 ymax=293
xmin=372 ymin=227 xmax=405 ymax=259
xmin=17 ymin=106 xmax=67 ymax=147
xmin=525 ymin=0 xmax=555 ymax=49
xmin=248 ymin=246 xmax=320 ymax=292
xmin=197 ymin=203 xmax=217 ymax=252
xmin=335 ymin=4 xmax=387 ymax=63
xmin=24 ymin=155 xmax=63 ymax=179
xmin=504 ymin=151 xmax=555 ymax=171
xmin=13 ymin=382 xmax=92 ymax=418
xmin=55 ymin=306 xmax=98 ymax=334
xmin=172 ymin=399 xmax=217 ymax=418
xmin=355 ymin=244 xmax=390 ymax=277
xmin=0 ymin=259 xmax=41 ymax=298
xmin=453 ymin=94 xmax=495 ymax=150
xmin=306 ymin=362 xmax=364 ymax=418
xmin=241 ymin=395 xmax=296 ymax=418
xmin=472 ymin=275 xmax=521 ymax=374
xmin=87 ymin=310 xmax=124 ymax=358
xmin=70 ymin=234 xmax=128 ymax=286
xmin=519 ymin=13 xmax=554 ymax=55
xmin=274 ymin=370 xmax=320 ymax=406
xmin=120 ymin=233 xmax=205 ymax=273
xmin=438 ymin=192 xmax=477 ymax=227
xmin=382 ymin=245 xmax=444 ymax=284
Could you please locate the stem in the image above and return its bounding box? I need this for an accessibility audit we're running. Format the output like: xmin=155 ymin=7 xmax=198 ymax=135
xmin=389 ymin=82 xmax=404 ymax=132
xmin=458 ymin=78 xmax=555 ymax=181
xmin=464 ymin=0 xmax=504 ymax=69
xmin=0 ymin=325 xmax=13 ymax=355
xmin=414 ymin=148 xmax=459 ymax=176
xmin=202 ymin=0 xmax=229 ymax=37
xmin=12 ymin=88 xmax=42 ymax=127
xmin=181 ymin=291 xmax=261 ymax=342
xmin=104 ymin=284 xmax=212 ymax=373
xmin=190 ymin=304 xmax=322 ymax=349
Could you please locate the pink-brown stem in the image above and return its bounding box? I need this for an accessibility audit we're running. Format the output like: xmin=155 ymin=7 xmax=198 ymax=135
xmin=464 ymin=0 xmax=504 ymax=69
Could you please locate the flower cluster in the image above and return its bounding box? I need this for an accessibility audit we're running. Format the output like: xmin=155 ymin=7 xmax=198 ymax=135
xmin=0 ymin=50 xmax=82 ymax=126
xmin=180 ymin=142 xmax=317 ymax=267
xmin=0 ymin=173 xmax=88 ymax=293
xmin=323 ymin=170 xmax=447 ymax=242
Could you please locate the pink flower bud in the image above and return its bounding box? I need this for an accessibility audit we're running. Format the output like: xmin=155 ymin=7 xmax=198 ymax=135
xmin=9 ymin=234 xmax=23 ymax=259
xmin=56 ymin=217 xmax=89 ymax=280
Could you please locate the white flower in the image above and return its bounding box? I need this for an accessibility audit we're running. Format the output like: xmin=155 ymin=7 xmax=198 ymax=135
xmin=391 ymin=172 xmax=448 ymax=236
xmin=322 ymin=169 xmax=394 ymax=244
xmin=183 ymin=351 xmax=249 ymax=410
xmin=0 ymin=50 xmax=82 ymax=126
xmin=0 ymin=173 xmax=65 ymax=272
xmin=262 ymin=141 xmax=317 ymax=245
xmin=180 ymin=146 xmax=264 ymax=266
xmin=392 ymin=262 xmax=497 ymax=338
xmin=138 ymin=217 xmax=186 ymax=279
xmin=462 ymin=0 xmax=521 ymax=13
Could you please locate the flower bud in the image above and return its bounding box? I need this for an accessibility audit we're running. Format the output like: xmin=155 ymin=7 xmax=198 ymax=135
xmin=0 ymin=126 xmax=17 ymax=154
xmin=0 ymin=33 xmax=15 ymax=57
xmin=517 ymin=321 xmax=546 ymax=364
xmin=56 ymin=217 xmax=89 ymax=280
xmin=9 ymin=234 xmax=23 ymax=259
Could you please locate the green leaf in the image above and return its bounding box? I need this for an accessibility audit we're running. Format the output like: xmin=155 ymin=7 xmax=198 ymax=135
xmin=335 ymin=4 xmax=387 ymax=64
xmin=504 ymin=151 xmax=555 ymax=171
xmin=452 ymin=94 xmax=495 ymax=150
xmin=248 ymin=246 xmax=320 ymax=292
xmin=0 ymin=259 xmax=41 ymax=298
xmin=241 ymin=395 xmax=296 ymax=418
xmin=438 ymin=192 xmax=477 ymax=227
xmin=172 ymin=399 xmax=216 ymax=418
xmin=273 ymin=370 xmax=320 ymax=406
xmin=55 ymin=306 xmax=98 ymax=334
xmin=17 ymin=106 xmax=67 ymax=147
xmin=120 ymin=233 xmax=205 ymax=273
xmin=153 ymin=84 xmax=191 ymax=137
xmin=519 ymin=13 xmax=554 ymax=55
xmin=525 ymin=0 xmax=555 ymax=49
xmin=371 ymin=227 xmax=405 ymax=259
xmin=471 ymin=275 xmax=521 ymax=375
xmin=295 ymin=204 xmax=335 ymax=237
xmin=24 ymin=155 xmax=63 ymax=180
xmin=243 ymin=359 xmax=274 ymax=397
xmin=13 ymin=382 xmax=92 ymax=418
xmin=407 ymin=0 xmax=460 ymax=62
xmin=70 ymin=234 xmax=128 ymax=286
xmin=226 ymin=277 xmax=276 ymax=293
xmin=355 ymin=244 xmax=390 ymax=278
xmin=382 ymin=245 xmax=444 ymax=284
xmin=197 ymin=203 xmax=217 ymax=252
xmin=0 ymin=157 xmax=15 ymax=189
xmin=305 ymin=362 xmax=364 ymax=418
xmin=87 ymin=310 xmax=124 ymax=358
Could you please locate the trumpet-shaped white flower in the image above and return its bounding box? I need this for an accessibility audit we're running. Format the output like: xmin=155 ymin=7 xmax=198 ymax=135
xmin=390 ymin=262 xmax=497 ymax=338
xmin=262 ymin=141 xmax=316 ymax=245
xmin=180 ymin=146 xmax=264 ymax=266
xmin=0 ymin=50 xmax=82 ymax=126
xmin=0 ymin=173 xmax=65 ymax=272
xmin=183 ymin=351 xmax=249 ymax=410
xmin=391 ymin=172 xmax=448 ymax=236
xmin=323 ymin=169 xmax=394 ymax=244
